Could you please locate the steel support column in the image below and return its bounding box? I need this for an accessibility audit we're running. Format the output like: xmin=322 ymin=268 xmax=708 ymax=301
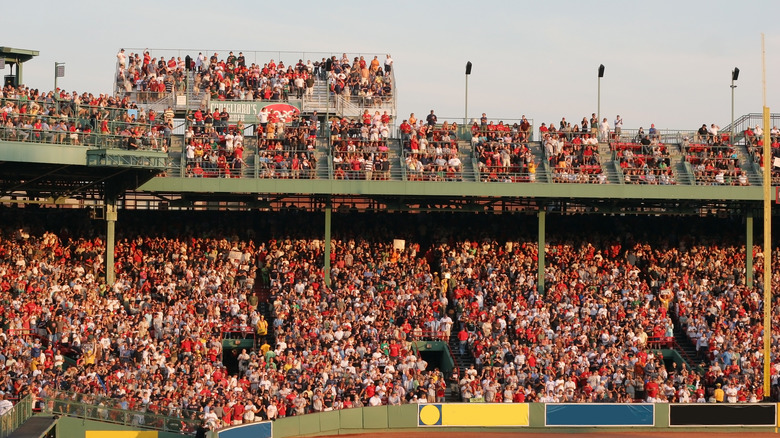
xmin=746 ymin=210 xmax=753 ymax=286
xmin=324 ymin=201 xmax=332 ymax=287
xmin=105 ymin=198 xmax=118 ymax=285
xmin=538 ymin=209 xmax=545 ymax=296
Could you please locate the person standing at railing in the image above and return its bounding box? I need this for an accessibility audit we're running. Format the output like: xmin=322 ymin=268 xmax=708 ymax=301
xmin=426 ymin=110 xmax=437 ymax=127
xmin=599 ymin=118 xmax=610 ymax=142
xmin=614 ymin=115 xmax=623 ymax=138
xmin=117 ymin=49 xmax=127 ymax=70
xmin=0 ymin=393 xmax=12 ymax=416
xmin=648 ymin=123 xmax=658 ymax=141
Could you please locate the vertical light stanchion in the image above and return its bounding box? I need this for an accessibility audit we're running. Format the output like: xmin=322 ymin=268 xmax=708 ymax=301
xmin=597 ymin=64 xmax=605 ymax=131
xmin=465 ymin=61 xmax=472 ymax=127
xmin=731 ymin=67 xmax=739 ymax=145
xmin=760 ymin=33 xmax=771 ymax=401
xmin=54 ymin=62 xmax=65 ymax=92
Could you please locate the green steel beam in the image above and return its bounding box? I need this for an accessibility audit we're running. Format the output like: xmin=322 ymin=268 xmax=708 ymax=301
xmin=747 ymin=210 xmax=754 ymax=286
xmin=538 ymin=210 xmax=545 ymax=296
xmin=0 ymin=142 xmax=88 ymax=165
xmin=105 ymin=198 xmax=117 ymax=285
xmin=138 ymin=177 xmax=766 ymax=202
xmin=324 ymin=202 xmax=332 ymax=288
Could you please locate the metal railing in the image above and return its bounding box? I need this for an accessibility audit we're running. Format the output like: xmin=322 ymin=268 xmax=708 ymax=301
xmin=401 ymin=148 xmax=470 ymax=182
xmin=0 ymin=395 xmax=33 ymax=438
xmin=476 ymin=165 xmax=538 ymax=183
xmin=41 ymin=391 xmax=200 ymax=435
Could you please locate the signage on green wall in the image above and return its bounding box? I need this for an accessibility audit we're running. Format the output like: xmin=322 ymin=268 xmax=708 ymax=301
xmin=207 ymin=101 xmax=301 ymax=123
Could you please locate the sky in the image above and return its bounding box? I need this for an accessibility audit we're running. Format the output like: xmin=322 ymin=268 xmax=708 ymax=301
xmin=4 ymin=0 xmax=780 ymax=131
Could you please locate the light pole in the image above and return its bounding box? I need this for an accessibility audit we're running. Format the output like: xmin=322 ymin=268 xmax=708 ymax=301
xmin=325 ymin=57 xmax=333 ymax=148
xmin=465 ymin=61 xmax=472 ymax=134
xmin=597 ymin=64 xmax=605 ymax=132
xmin=731 ymin=67 xmax=739 ymax=145
xmin=54 ymin=62 xmax=65 ymax=92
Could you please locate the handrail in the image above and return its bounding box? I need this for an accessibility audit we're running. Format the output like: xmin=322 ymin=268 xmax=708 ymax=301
xmin=41 ymin=391 xmax=200 ymax=435
xmin=0 ymin=394 xmax=34 ymax=438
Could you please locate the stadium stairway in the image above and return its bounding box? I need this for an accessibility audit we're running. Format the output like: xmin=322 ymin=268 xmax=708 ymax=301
xmin=314 ymin=142 xmax=331 ymax=179
xmin=303 ymin=80 xmax=331 ymax=114
xmin=734 ymin=142 xmax=763 ymax=186
xmin=446 ymin=328 xmax=475 ymax=402
xmin=528 ymin=142 xmax=551 ymax=183
xmin=669 ymin=143 xmax=695 ymax=185
xmin=457 ymin=140 xmax=478 ymax=182
xmin=386 ymin=138 xmax=404 ymax=181
xmin=597 ymin=141 xmax=623 ymax=184
xmin=671 ymin=320 xmax=701 ymax=371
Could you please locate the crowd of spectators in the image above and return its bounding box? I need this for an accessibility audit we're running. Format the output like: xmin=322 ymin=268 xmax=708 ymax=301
xmin=744 ymin=125 xmax=780 ymax=185
xmin=682 ymin=135 xmax=747 ymax=186
xmin=1 ymin=84 xmax=171 ymax=151
xmin=471 ymin=116 xmax=535 ymax=182
xmin=1 ymin=210 xmax=780 ymax=434
xmin=613 ymin=137 xmax=676 ymax=185
xmin=398 ymin=112 xmax=463 ymax=181
xmin=324 ymin=54 xmax=394 ymax=106
xmin=116 ymin=50 xmax=394 ymax=107
xmin=181 ymin=106 xmax=320 ymax=179
xmin=542 ymin=129 xmax=603 ymax=184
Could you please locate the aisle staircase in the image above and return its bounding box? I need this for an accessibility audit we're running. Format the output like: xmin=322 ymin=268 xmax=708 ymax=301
xmin=446 ymin=328 xmax=475 ymax=402
xmin=668 ymin=143 xmax=695 ymax=185
xmin=597 ymin=141 xmax=623 ymax=184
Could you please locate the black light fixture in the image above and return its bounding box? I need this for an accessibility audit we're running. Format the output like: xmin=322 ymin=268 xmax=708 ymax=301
xmin=732 ymin=67 xmax=740 ymax=81
xmin=465 ymin=61 xmax=472 ymax=75
xmin=598 ymin=64 xmax=605 ymax=78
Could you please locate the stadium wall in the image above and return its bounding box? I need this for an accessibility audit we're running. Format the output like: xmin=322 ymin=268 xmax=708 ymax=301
xmin=54 ymin=403 xmax=780 ymax=438
xmin=236 ymin=403 xmax=780 ymax=437
xmin=56 ymin=416 xmax=189 ymax=438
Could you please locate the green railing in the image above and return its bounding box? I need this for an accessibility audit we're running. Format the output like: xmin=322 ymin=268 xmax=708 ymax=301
xmin=0 ymin=395 xmax=33 ymax=438
xmin=41 ymin=391 xmax=200 ymax=436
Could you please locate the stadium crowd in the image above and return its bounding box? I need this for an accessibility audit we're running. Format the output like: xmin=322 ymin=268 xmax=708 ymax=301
xmin=1 ymin=84 xmax=172 ymax=150
xmin=1 ymin=211 xmax=779 ymax=433
xmin=613 ymin=136 xmax=676 ymax=185
xmin=538 ymin=117 xmax=604 ymax=183
xmin=471 ymin=116 xmax=535 ymax=182
xmin=115 ymin=50 xmax=393 ymax=106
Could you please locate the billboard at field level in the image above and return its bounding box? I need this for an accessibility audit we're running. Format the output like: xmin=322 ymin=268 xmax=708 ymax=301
xmin=217 ymin=421 xmax=272 ymax=438
xmin=669 ymin=404 xmax=776 ymax=426
xmin=417 ymin=403 xmax=529 ymax=427
xmin=545 ymin=403 xmax=654 ymax=426
xmin=85 ymin=432 xmax=157 ymax=438
xmin=207 ymin=101 xmax=301 ymax=123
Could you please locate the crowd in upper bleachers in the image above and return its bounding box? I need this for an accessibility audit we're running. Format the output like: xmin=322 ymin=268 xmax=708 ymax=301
xmin=744 ymin=124 xmax=780 ymax=185
xmin=613 ymin=129 xmax=676 ymax=185
xmin=115 ymin=50 xmax=394 ymax=106
xmin=0 ymin=84 xmax=172 ymax=150
xmin=323 ymin=54 xmax=394 ymax=106
xmin=539 ymin=117 xmax=604 ymax=183
xmin=683 ymin=125 xmax=747 ymax=186
xmin=1 ymin=210 xmax=779 ymax=434
xmin=471 ymin=114 xmax=535 ymax=182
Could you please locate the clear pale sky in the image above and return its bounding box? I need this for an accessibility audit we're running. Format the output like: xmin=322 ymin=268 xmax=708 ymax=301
xmin=4 ymin=0 xmax=780 ymax=130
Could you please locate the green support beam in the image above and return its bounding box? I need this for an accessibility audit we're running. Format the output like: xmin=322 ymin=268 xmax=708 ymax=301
xmin=324 ymin=202 xmax=332 ymax=288
xmin=138 ymin=176 xmax=767 ymax=203
xmin=538 ymin=209 xmax=545 ymax=296
xmin=105 ymin=199 xmax=118 ymax=285
xmin=747 ymin=210 xmax=754 ymax=286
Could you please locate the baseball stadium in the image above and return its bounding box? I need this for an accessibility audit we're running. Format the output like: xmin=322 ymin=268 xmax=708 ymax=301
xmin=2 ymin=20 xmax=780 ymax=438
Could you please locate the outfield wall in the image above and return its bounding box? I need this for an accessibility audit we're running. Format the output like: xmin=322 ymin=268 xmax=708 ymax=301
xmin=219 ymin=403 xmax=780 ymax=437
xmin=58 ymin=403 xmax=780 ymax=438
